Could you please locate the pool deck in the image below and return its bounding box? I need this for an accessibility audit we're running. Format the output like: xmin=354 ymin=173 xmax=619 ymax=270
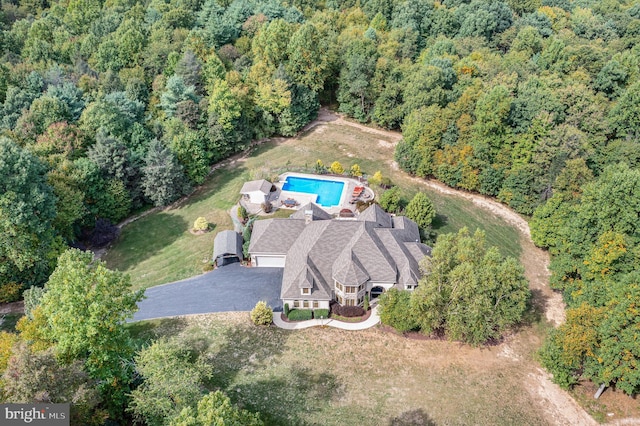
xmin=240 ymin=172 xmax=374 ymax=216
xmin=276 ymin=172 xmax=372 ymax=215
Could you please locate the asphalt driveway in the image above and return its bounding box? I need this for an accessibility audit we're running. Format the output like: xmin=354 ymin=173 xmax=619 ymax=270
xmin=133 ymin=263 xmax=283 ymax=321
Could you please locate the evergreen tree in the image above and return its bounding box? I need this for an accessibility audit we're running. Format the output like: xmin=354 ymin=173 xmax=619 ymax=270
xmin=142 ymin=139 xmax=189 ymax=207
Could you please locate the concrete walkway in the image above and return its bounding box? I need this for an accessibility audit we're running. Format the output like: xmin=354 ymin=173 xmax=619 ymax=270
xmin=272 ymin=306 xmax=380 ymax=330
xmin=228 ymin=204 xmax=243 ymax=233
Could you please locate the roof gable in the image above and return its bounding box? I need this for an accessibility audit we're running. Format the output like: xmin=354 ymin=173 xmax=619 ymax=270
xmin=290 ymin=202 xmax=333 ymax=221
xmin=240 ymin=179 xmax=272 ymax=194
xmin=332 ymin=251 xmax=369 ymax=285
xmin=357 ymin=204 xmax=392 ymax=228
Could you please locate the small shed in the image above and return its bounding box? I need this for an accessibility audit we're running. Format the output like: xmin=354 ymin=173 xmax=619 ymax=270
xmin=240 ymin=179 xmax=273 ymax=204
xmin=213 ymin=230 xmax=243 ymax=267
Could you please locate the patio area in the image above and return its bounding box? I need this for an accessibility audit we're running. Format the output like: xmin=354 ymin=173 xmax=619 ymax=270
xmin=239 ymin=172 xmax=375 ymax=217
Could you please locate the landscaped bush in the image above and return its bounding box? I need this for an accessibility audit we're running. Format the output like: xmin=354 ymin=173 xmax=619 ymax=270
xmin=313 ymin=309 xmax=329 ymax=319
xmin=378 ymin=288 xmax=418 ymax=332
xmin=250 ymin=301 xmax=273 ymax=326
xmin=238 ymin=205 xmax=248 ymax=223
xmin=193 ymin=217 xmax=209 ymax=231
xmin=314 ymin=159 xmax=327 ymax=174
xmin=287 ymin=309 xmax=313 ymax=321
xmin=330 ymin=161 xmax=344 ymax=174
xmin=284 ymin=303 xmax=290 ymax=316
xmin=331 ymin=304 xmax=365 ymax=318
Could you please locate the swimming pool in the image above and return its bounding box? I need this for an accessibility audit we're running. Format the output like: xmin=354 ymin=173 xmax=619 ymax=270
xmin=282 ymin=176 xmax=345 ymax=207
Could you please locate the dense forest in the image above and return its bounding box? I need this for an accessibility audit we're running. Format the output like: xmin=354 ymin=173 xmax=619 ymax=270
xmin=1 ymin=0 xmax=640 ymax=421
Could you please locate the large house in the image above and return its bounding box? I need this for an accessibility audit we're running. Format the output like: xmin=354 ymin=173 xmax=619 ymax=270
xmin=248 ymin=203 xmax=431 ymax=310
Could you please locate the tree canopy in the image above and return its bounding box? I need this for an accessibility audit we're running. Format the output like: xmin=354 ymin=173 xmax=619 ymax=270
xmin=379 ymin=228 xmax=530 ymax=346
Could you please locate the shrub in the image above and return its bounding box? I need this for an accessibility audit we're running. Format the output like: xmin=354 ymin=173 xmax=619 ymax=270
xmin=250 ymin=301 xmax=273 ymax=326
xmin=379 ymin=186 xmax=402 ymax=213
xmin=331 ymin=304 xmax=365 ymax=318
xmin=261 ymin=200 xmax=273 ymax=213
xmin=0 ymin=282 xmax=22 ymax=304
xmin=287 ymin=309 xmax=313 ymax=321
xmin=329 ymin=161 xmax=344 ymax=174
xmin=363 ymin=294 xmax=369 ymax=311
xmin=405 ymin=192 xmax=436 ymax=231
xmin=314 ymin=159 xmax=326 ymax=174
xmin=284 ymin=303 xmax=290 ymax=316
xmin=238 ymin=205 xmax=248 ymax=222
xmin=193 ymin=217 xmax=209 ymax=231
xmin=378 ymin=288 xmax=418 ymax=332
xmin=369 ymin=170 xmax=383 ymax=186
xmin=314 ymin=309 xmax=329 ymax=319
xmin=349 ymin=164 xmax=362 ymax=177
xmin=202 ymin=262 xmax=214 ymax=272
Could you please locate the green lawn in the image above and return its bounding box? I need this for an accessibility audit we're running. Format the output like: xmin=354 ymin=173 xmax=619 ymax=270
xmin=105 ymin=122 xmax=521 ymax=290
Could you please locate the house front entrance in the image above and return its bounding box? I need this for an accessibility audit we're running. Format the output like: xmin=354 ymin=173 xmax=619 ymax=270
xmin=370 ymin=286 xmax=385 ymax=299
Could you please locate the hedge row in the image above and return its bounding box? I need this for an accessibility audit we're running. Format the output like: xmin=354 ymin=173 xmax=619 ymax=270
xmin=287 ymin=309 xmax=313 ymax=321
xmin=331 ymin=304 xmax=365 ymax=318
xmin=314 ymin=309 xmax=329 ymax=319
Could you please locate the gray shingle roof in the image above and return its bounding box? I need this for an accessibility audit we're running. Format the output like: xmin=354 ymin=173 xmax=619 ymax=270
xmin=248 ymin=219 xmax=306 ymax=254
xmin=240 ymin=179 xmax=272 ymax=194
xmin=290 ymin=202 xmax=333 ymax=221
xmin=213 ymin=230 xmax=243 ymax=260
xmin=248 ymin=204 xmax=431 ymax=302
xmin=357 ymin=203 xmax=392 ymax=228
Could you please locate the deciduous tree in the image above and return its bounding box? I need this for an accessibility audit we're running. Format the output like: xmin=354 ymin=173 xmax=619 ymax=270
xmin=39 ymin=249 xmax=143 ymax=416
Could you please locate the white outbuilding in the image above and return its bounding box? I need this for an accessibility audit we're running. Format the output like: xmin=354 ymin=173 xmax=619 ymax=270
xmin=240 ymin=179 xmax=272 ymax=204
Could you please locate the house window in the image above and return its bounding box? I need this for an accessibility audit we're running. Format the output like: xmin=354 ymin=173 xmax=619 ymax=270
xmin=293 ymin=300 xmax=299 ymax=308
xmin=303 ymin=300 xmax=309 ymax=308
xmin=302 ymin=288 xmax=309 ymax=294
xmin=346 ymin=299 xmax=355 ymax=306
xmin=335 ymin=282 xmax=343 ymax=291
xmin=358 ymin=284 xmax=364 ymax=292
xmin=346 ymin=286 xmax=356 ymax=294
xmin=337 ymin=295 xmax=343 ymax=304
xmin=313 ymin=301 xmax=319 ymax=308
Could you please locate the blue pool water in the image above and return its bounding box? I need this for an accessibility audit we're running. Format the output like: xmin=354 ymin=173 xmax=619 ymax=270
xmin=282 ymin=176 xmax=345 ymax=207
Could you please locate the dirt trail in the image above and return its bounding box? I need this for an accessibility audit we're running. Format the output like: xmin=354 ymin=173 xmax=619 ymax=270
xmin=310 ymin=109 xmax=598 ymax=426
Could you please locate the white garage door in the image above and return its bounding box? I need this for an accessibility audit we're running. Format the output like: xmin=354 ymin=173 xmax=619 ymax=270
xmin=255 ymin=256 xmax=286 ymax=268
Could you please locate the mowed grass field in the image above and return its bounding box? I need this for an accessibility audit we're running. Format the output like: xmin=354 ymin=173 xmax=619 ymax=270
xmin=104 ymin=121 xmax=521 ymax=290
xmin=128 ymin=313 xmax=550 ymax=426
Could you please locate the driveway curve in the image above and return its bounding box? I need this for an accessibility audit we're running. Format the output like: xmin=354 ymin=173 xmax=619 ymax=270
xmin=133 ymin=263 xmax=283 ymax=321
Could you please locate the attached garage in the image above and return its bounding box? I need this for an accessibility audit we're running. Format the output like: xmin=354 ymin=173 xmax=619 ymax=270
xmin=252 ymin=255 xmax=286 ymax=268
